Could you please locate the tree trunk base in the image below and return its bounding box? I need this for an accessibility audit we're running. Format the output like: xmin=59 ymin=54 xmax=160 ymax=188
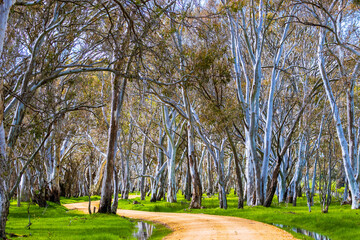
xmin=33 ymin=189 xmax=48 ymax=208
xmin=189 ymin=197 xmax=201 ymax=209
xmin=0 ymin=195 xmax=10 ymax=240
xmin=48 ymin=188 xmax=60 ymax=204
xmin=98 ymin=196 xmax=113 ymax=214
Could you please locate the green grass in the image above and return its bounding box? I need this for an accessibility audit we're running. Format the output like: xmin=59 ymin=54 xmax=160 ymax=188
xmin=9 ymin=191 xmax=358 ymax=240
xmin=113 ymin=191 xmax=360 ymax=240
xmin=6 ymin=197 xmax=171 ymax=240
xmin=60 ymin=196 xmax=171 ymax=240
xmin=6 ymin=201 xmax=136 ymax=239
xmin=60 ymin=195 xmax=102 ymax=204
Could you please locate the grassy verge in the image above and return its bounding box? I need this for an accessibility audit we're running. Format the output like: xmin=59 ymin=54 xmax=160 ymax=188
xmin=114 ymin=191 xmax=359 ymax=240
xmin=10 ymin=191 xmax=356 ymax=240
xmin=60 ymin=195 xmax=102 ymax=204
xmin=60 ymin=196 xmax=171 ymax=240
xmin=6 ymin=200 xmax=136 ymax=239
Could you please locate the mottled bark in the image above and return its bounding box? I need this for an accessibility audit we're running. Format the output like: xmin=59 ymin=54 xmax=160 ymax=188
xmin=121 ymin=122 xmax=133 ymax=200
xmin=157 ymin=168 xmax=166 ymax=201
xmin=49 ymin=133 xmax=61 ymax=204
xmin=318 ymin=28 xmax=360 ymax=209
xmin=226 ymin=129 xmax=244 ymax=208
xmin=150 ymin=130 xmax=165 ymax=202
xmin=264 ymin=155 xmax=282 ymax=207
xmin=185 ymin=98 xmax=202 ymax=208
xmin=184 ymin=156 xmax=191 ymax=201
xmin=162 ymin=106 xmax=179 ymax=203
xmin=292 ymin=135 xmax=307 ymax=206
xmin=99 ymin=72 xmax=123 ymax=213
xmin=184 ymin=118 xmax=202 ymax=209
xmin=0 ymin=0 xmax=14 ymax=55
xmin=140 ymin=135 xmax=147 ymax=201
xmin=111 ymin=166 xmax=119 ymax=214
xmin=0 ymin=190 xmax=9 ymax=240
xmin=310 ymin=153 xmax=318 ymax=205
xmin=188 ymin=152 xmax=202 ymax=209
xmin=206 ymin=152 xmax=213 ymax=196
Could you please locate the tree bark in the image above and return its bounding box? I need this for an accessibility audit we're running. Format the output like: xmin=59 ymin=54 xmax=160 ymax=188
xmin=162 ymin=106 xmax=178 ymax=203
xmin=0 ymin=0 xmax=14 ymax=55
xmin=292 ymin=134 xmax=307 ymax=206
xmin=226 ymin=128 xmax=244 ymax=208
xmin=318 ymin=28 xmax=360 ymax=209
xmin=98 ymin=78 xmax=119 ymax=213
xmin=49 ymin=130 xmax=61 ymax=204
xmin=184 ymin=155 xmax=191 ymax=201
xmin=121 ymin=122 xmax=133 ymax=200
xmin=260 ymin=9 xmax=294 ymax=203
xmin=140 ymin=135 xmax=147 ymax=201
xmin=184 ymin=91 xmax=202 ymax=209
xmin=206 ymin=151 xmax=213 ymax=196
xmin=0 ymin=190 xmax=9 ymax=240
xmin=111 ymin=166 xmax=119 ymax=214
xmin=99 ymin=68 xmax=127 ymax=213
xmin=150 ymin=130 xmax=165 ymax=202
xmin=1 ymin=0 xmax=18 ymax=224
xmin=264 ymin=155 xmax=283 ymax=207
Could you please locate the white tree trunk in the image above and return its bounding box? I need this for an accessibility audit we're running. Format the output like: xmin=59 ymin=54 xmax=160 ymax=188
xmin=318 ymin=28 xmax=360 ymax=209
xmin=245 ymin=131 xmax=255 ymax=205
xmin=261 ymin=9 xmax=294 ymax=201
xmin=150 ymin=129 xmax=165 ymax=202
xmin=292 ymin=134 xmax=307 ymax=206
xmin=162 ymin=106 xmax=178 ymax=203
xmin=0 ymin=0 xmax=13 ymax=232
xmin=111 ymin=166 xmax=119 ymax=213
xmin=278 ymin=146 xmax=288 ymax=203
xmin=140 ymin=135 xmax=147 ymax=201
xmin=0 ymin=0 xmax=14 ymax=55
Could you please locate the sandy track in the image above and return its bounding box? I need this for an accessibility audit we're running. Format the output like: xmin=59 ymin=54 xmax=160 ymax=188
xmin=64 ymin=201 xmax=297 ymax=240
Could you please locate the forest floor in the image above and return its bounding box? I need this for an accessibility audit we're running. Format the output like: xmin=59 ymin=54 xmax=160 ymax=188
xmin=64 ymin=201 xmax=297 ymax=240
xmin=62 ymin=192 xmax=360 ymax=240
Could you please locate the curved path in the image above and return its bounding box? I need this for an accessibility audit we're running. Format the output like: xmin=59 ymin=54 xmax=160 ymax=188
xmin=64 ymin=201 xmax=297 ymax=240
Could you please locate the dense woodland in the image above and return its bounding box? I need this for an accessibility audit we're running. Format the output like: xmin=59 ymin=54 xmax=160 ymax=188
xmin=0 ymin=0 xmax=359 ymax=238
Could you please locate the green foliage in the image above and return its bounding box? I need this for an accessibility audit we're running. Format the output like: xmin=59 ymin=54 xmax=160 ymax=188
xmin=219 ymin=0 xmax=245 ymax=13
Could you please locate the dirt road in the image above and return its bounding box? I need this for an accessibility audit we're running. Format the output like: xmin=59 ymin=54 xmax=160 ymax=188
xmin=64 ymin=201 xmax=297 ymax=240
